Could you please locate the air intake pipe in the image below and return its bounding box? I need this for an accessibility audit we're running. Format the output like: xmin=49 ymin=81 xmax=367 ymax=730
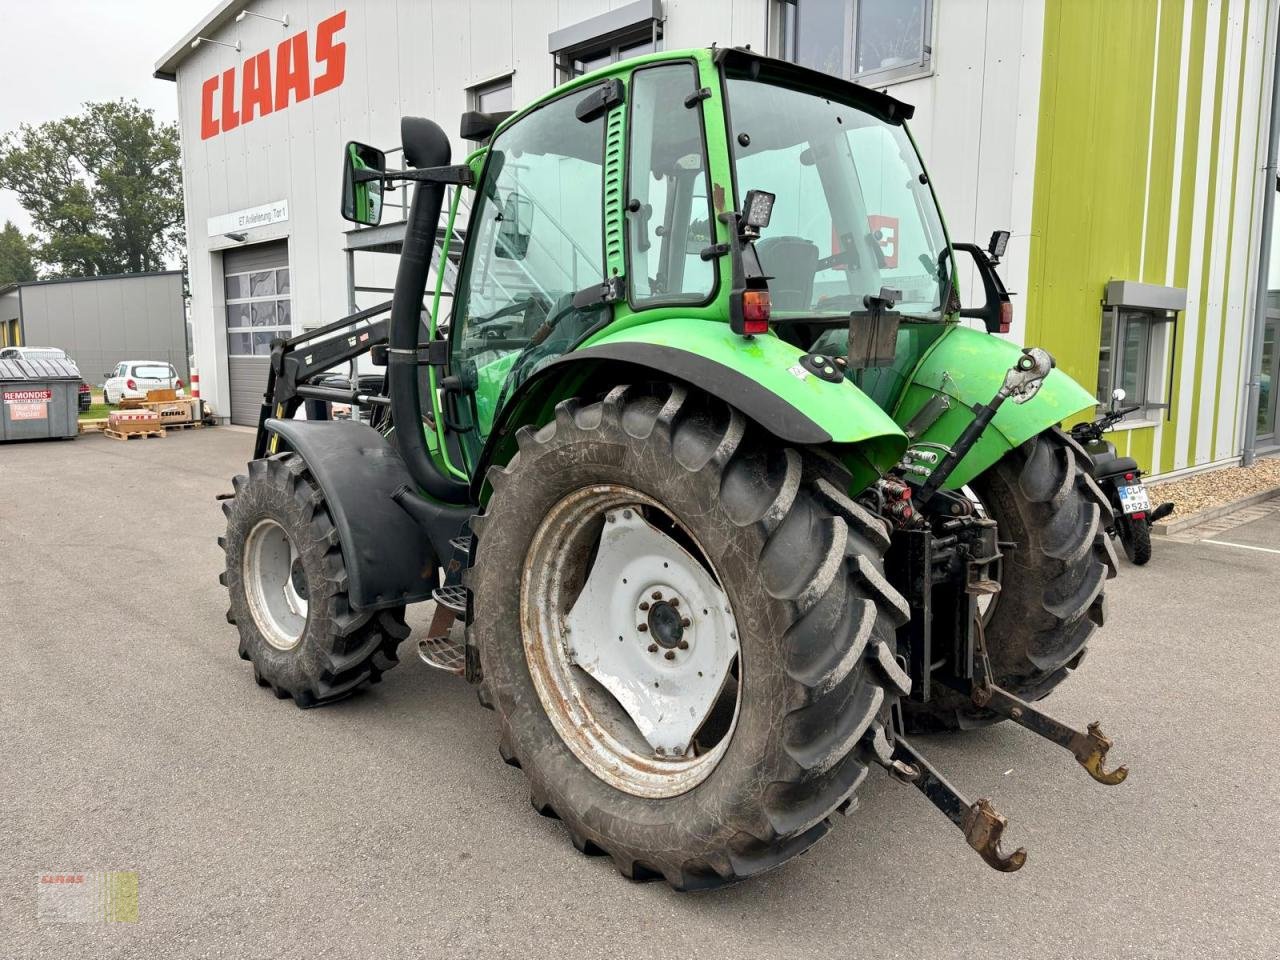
xmin=388 ymin=116 xmax=470 ymax=505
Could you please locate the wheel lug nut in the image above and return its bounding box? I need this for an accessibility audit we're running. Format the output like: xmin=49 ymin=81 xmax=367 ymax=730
xmin=677 ymin=640 xmax=689 ymax=650
xmin=664 ymin=650 xmax=676 ymax=660
xmin=637 ymin=624 xmax=648 ymax=632
xmin=648 ymin=643 xmax=658 ymax=653
xmin=680 ymin=618 xmax=691 ymax=628
xmin=652 ymin=591 xmax=662 ymax=600
xmin=669 ymin=598 xmax=679 ymax=607
xmin=639 ymin=601 xmax=650 ymax=611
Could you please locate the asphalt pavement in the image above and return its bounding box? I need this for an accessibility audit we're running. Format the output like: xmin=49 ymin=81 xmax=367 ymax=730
xmin=2 ymin=427 xmax=1277 ymax=958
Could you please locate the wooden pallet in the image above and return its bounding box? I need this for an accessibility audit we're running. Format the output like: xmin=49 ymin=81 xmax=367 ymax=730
xmin=79 ymin=419 xmax=109 ymax=434
xmin=103 ymin=427 xmax=167 ymax=441
xmin=160 ymin=420 xmax=205 ymax=431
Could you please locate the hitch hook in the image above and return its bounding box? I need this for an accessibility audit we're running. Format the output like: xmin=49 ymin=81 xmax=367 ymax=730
xmin=971 ymin=684 xmax=1128 ymax=786
xmin=891 ymin=736 xmax=1027 ymax=873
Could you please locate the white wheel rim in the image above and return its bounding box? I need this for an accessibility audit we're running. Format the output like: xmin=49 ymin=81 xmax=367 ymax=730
xmin=244 ymin=518 xmax=308 ymax=650
xmin=522 ymin=485 xmax=741 ymax=799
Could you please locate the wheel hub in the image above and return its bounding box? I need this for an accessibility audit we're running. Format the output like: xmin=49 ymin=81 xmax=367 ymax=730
xmin=645 ymin=599 xmax=685 ymax=649
xmin=243 ymin=518 xmax=308 ymax=651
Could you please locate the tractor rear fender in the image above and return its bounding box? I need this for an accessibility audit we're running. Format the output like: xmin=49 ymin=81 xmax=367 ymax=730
xmin=891 ymin=324 xmax=1098 ymax=489
xmin=263 ymin=418 xmax=470 ymax=610
xmin=478 ymin=318 xmax=909 ymax=497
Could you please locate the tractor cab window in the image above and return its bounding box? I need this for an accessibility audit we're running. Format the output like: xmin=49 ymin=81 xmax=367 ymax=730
xmin=726 ymin=75 xmax=948 ymax=322
xmin=450 ymin=86 xmax=606 ymax=449
xmin=626 ymin=63 xmax=716 ymax=306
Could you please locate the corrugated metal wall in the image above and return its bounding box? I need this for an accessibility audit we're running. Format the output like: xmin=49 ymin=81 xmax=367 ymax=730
xmin=14 ymin=273 xmax=188 ymax=386
xmin=1026 ymin=0 xmax=1278 ymax=476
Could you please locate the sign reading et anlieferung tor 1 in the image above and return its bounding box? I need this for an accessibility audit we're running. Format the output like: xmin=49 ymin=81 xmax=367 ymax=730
xmin=207 ymin=200 xmax=289 ymax=238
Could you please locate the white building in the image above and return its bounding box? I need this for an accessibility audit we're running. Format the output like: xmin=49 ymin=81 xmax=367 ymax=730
xmin=155 ymin=0 xmax=1047 ymax=427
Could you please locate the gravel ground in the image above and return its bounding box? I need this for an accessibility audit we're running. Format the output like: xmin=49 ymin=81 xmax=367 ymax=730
xmin=1147 ymin=454 xmax=1280 ymax=517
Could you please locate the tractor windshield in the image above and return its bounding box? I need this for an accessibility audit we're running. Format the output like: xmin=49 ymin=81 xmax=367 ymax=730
xmin=726 ymin=77 xmax=949 ymax=321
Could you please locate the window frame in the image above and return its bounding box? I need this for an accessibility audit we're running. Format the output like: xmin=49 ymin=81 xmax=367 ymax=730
xmin=1096 ymin=305 xmax=1178 ymax=425
xmin=466 ymin=73 xmax=515 ymax=145
xmin=552 ymin=21 xmax=663 ymax=85
xmin=775 ymin=0 xmax=935 ymax=89
xmin=623 ymin=59 xmax=720 ymax=312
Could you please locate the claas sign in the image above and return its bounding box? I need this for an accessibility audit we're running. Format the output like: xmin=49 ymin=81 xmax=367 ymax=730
xmin=200 ymin=11 xmax=347 ymax=140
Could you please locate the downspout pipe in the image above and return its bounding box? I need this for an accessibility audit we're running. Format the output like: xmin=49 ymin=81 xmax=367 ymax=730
xmin=1242 ymin=34 xmax=1280 ymax=466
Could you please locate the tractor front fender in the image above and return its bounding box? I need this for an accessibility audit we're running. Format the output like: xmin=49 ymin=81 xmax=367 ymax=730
xmin=479 ymin=318 xmax=908 ymax=496
xmin=264 ymin=419 xmax=469 ymax=610
xmin=892 ymin=325 xmax=1097 ymax=489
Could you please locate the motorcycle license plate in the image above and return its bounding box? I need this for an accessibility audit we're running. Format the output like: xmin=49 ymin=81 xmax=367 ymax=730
xmin=1117 ymin=484 xmax=1151 ymax=515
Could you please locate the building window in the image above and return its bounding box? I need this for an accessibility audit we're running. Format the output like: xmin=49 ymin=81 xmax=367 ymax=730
xmin=1096 ymin=306 xmax=1176 ymax=420
xmin=553 ymin=27 xmax=661 ymax=84
xmin=550 ymin=0 xmax=663 ymax=85
xmin=469 ymin=75 xmax=513 ymax=116
xmin=778 ymin=0 xmax=933 ymax=87
xmin=225 ymin=268 xmax=292 ymax=356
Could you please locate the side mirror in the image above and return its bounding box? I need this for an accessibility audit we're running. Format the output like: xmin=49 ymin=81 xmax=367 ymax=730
xmin=341 ymin=141 xmax=386 ymax=226
xmin=951 ymin=243 xmax=1012 ymax=334
xmin=495 ymin=191 xmax=533 ymax=260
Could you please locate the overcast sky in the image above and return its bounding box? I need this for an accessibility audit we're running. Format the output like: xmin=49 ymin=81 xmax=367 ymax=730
xmin=0 ymin=0 xmax=210 ymax=231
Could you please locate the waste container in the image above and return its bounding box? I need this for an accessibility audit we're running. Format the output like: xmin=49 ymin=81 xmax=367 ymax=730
xmin=0 ymin=357 xmax=81 ymax=441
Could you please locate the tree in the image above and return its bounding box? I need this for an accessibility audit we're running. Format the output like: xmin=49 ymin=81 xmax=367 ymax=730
xmin=0 ymin=221 xmax=36 ymax=286
xmin=0 ymin=100 xmax=184 ymax=277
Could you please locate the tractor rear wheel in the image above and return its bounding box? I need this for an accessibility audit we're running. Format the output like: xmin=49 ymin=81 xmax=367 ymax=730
xmin=469 ymin=384 xmax=910 ymax=890
xmin=220 ymin=453 xmax=409 ymax=707
xmin=904 ymin=428 xmax=1117 ymax=732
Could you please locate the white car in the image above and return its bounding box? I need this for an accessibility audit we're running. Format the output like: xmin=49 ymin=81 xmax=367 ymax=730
xmin=103 ymin=361 xmax=185 ymax=405
xmin=0 ymin=346 xmax=70 ymax=362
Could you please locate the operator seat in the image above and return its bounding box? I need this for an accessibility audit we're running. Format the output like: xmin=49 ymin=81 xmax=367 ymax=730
xmin=755 ymin=236 xmax=819 ymax=311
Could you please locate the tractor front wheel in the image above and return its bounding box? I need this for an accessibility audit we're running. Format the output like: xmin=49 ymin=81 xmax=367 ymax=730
xmin=904 ymin=428 xmax=1118 ymax=732
xmin=469 ymin=384 xmax=910 ymax=890
xmin=220 ymin=453 xmax=409 ymax=707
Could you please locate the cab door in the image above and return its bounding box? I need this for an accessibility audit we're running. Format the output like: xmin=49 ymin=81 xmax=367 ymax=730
xmin=448 ymin=83 xmax=609 ymax=470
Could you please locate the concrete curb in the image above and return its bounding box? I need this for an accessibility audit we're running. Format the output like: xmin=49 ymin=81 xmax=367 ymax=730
xmin=1152 ymin=485 xmax=1280 ymax=536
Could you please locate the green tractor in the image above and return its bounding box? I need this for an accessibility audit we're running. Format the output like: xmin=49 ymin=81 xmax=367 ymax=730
xmin=220 ymin=46 xmax=1125 ymax=888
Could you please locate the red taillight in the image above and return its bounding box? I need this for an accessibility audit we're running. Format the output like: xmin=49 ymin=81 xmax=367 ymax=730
xmin=1132 ymin=512 xmax=1146 ymax=520
xmin=175 ymin=378 xmax=183 ymax=389
xmin=126 ymin=378 xmax=137 ymax=391
xmin=998 ymin=300 xmax=1013 ymax=334
xmin=741 ymin=290 xmax=771 ymax=335
xmin=1125 ymin=472 xmax=1135 ymax=481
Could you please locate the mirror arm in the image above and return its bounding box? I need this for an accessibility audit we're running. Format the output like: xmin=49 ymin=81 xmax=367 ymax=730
xmin=386 ymin=164 xmax=474 ymax=187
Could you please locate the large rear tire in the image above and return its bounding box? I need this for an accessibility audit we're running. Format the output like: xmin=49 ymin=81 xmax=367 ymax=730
xmin=220 ymin=453 xmax=409 ymax=707
xmin=904 ymin=428 xmax=1118 ymax=732
xmin=469 ymin=384 xmax=910 ymax=890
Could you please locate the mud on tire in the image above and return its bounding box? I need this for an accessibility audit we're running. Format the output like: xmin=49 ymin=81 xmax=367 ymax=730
xmin=904 ymin=428 xmax=1118 ymax=732
xmin=220 ymin=453 xmax=409 ymax=707
xmin=468 ymin=383 xmax=911 ymax=890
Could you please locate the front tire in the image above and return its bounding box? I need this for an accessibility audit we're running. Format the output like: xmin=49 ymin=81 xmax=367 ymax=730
xmin=220 ymin=453 xmax=409 ymax=707
xmin=904 ymin=428 xmax=1118 ymax=732
xmin=469 ymin=384 xmax=910 ymax=889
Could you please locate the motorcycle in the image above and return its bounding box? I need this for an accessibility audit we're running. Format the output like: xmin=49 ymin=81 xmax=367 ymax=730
xmin=1070 ymin=389 xmax=1175 ymax=565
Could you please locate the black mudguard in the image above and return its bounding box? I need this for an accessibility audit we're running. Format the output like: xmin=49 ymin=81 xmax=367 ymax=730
xmin=263 ymin=418 xmax=462 ymax=611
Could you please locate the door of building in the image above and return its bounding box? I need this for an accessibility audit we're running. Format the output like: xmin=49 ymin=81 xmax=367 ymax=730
xmin=223 ymin=241 xmax=290 ymax=426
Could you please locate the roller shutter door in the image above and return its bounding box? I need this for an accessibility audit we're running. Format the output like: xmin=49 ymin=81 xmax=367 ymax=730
xmin=223 ymin=241 xmax=290 ymax=426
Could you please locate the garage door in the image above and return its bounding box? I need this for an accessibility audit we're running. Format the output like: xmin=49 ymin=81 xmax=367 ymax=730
xmin=223 ymin=241 xmax=290 ymax=426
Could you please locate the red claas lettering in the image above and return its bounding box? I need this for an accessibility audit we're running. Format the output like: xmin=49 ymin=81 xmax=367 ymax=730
xmin=199 ymin=10 xmax=347 ymax=141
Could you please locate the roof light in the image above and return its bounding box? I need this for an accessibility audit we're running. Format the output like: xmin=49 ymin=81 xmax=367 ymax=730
xmin=742 ymin=190 xmax=775 ymax=231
